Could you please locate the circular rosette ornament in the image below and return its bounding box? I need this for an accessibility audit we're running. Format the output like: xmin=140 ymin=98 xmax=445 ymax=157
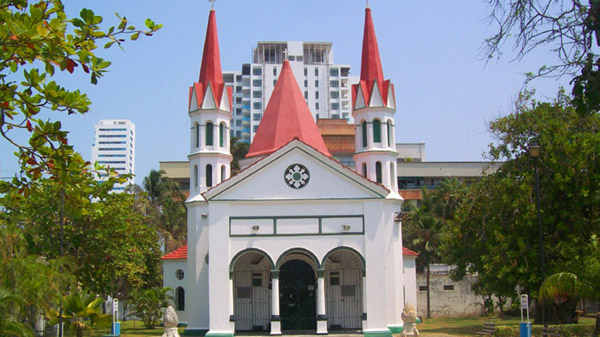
xmin=284 ymin=164 xmax=310 ymax=189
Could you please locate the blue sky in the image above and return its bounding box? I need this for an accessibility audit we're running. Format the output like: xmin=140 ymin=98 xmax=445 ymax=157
xmin=0 ymin=1 xmax=569 ymax=183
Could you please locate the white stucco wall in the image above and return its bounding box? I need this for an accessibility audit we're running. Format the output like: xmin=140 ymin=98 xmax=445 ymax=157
xmin=163 ymin=259 xmax=188 ymax=322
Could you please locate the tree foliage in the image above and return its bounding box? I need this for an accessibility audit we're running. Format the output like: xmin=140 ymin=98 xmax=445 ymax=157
xmin=484 ymin=0 xmax=600 ymax=114
xmin=443 ymin=90 xmax=600 ymax=321
xmin=0 ymin=0 xmax=161 ymax=187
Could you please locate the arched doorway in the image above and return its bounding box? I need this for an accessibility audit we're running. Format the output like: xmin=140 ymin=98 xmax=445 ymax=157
xmin=323 ymin=248 xmax=364 ymax=330
xmin=280 ymin=260 xmax=316 ymax=331
xmin=231 ymin=250 xmax=273 ymax=332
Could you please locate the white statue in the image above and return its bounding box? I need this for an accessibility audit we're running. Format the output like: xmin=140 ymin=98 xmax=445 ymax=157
xmin=162 ymin=306 xmax=180 ymax=337
xmin=400 ymin=302 xmax=419 ymax=337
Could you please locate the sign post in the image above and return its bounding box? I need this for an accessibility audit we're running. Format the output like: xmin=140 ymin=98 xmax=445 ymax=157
xmin=111 ymin=299 xmax=120 ymax=336
xmin=519 ymin=294 xmax=531 ymax=337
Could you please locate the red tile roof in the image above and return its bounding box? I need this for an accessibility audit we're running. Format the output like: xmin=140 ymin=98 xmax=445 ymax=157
xmin=246 ymin=60 xmax=331 ymax=158
xmin=403 ymin=247 xmax=420 ymax=256
xmin=161 ymin=244 xmax=188 ymax=260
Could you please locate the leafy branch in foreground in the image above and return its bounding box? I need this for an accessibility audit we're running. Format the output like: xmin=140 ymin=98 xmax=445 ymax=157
xmin=0 ymin=0 xmax=161 ymax=187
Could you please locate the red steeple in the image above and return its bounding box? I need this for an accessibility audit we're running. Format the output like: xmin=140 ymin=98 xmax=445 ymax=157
xmin=246 ymin=60 xmax=331 ymax=158
xmin=189 ymin=9 xmax=231 ymax=111
xmin=353 ymin=7 xmax=392 ymax=108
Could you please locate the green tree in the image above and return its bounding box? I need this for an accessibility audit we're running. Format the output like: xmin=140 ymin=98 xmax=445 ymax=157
xmin=444 ymin=90 xmax=600 ymax=323
xmin=483 ymin=0 xmax=600 ymax=114
xmin=231 ymin=136 xmax=250 ymax=174
xmin=1 ymin=0 xmax=161 ymax=187
xmin=49 ymin=289 xmax=111 ymax=337
xmin=0 ymin=287 xmax=34 ymax=337
xmin=128 ymin=286 xmax=174 ymax=329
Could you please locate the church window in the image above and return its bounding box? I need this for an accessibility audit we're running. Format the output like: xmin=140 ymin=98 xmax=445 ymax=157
xmin=206 ymin=122 xmax=214 ymax=146
xmin=390 ymin=162 xmax=396 ymax=190
xmin=361 ymin=121 xmax=367 ymax=148
xmin=373 ymin=119 xmax=382 ymax=143
xmin=387 ymin=120 xmax=393 ymax=146
xmin=219 ymin=123 xmax=225 ymax=147
xmin=194 ymin=165 xmax=198 ymax=188
xmin=176 ymin=269 xmax=185 ymax=280
xmin=176 ymin=287 xmax=185 ymax=311
xmin=206 ymin=164 xmax=213 ymax=187
xmin=376 ymin=162 xmax=382 ymax=183
xmin=362 ymin=163 xmax=367 ymax=177
xmin=194 ymin=122 xmax=200 ymax=148
xmin=221 ymin=165 xmax=226 ymax=183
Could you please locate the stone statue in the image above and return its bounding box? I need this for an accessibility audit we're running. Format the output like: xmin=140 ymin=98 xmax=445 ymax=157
xmin=162 ymin=306 xmax=180 ymax=337
xmin=400 ymin=302 xmax=419 ymax=337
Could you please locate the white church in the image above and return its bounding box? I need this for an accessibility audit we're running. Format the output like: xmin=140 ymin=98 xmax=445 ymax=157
xmin=162 ymin=5 xmax=419 ymax=337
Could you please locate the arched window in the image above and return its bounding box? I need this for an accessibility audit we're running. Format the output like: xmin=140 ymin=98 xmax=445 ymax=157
xmin=387 ymin=120 xmax=393 ymax=147
xmin=221 ymin=165 xmax=226 ymax=182
xmin=373 ymin=119 xmax=381 ymax=143
xmin=390 ymin=162 xmax=395 ymax=190
xmin=362 ymin=163 xmax=367 ymax=177
xmin=361 ymin=121 xmax=367 ymax=148
xmin=206 ymin=122 xmax=214 ymax=146
xmin=219 ymin=123 xmax=225 ymax=147
xmin=206 ymin=164 xmax=213 ymax=188
xmin=193 ymin=165 xmax=198 ymax=188
xmin=376 ymin=161 xmax=382 ymax=183
xmin=194 ymin=122 xmax=200 ymax=148
xmin=176 ymin=287 xmax=185 ymax=311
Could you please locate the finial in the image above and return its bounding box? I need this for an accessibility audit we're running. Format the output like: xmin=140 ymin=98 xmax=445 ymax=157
xmin=283 ymin=48 xmax=289 ymax=61
xmin=366 ymin=0 xmax=369 ymax=8
xmin=209 ymin=0 xmax=216 ymax=10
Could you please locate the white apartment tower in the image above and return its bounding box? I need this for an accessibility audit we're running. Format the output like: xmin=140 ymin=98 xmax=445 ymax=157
xmin=225 ymin=41 xmax=359 ymax=142
xmin=91 ymin=120 xmax=135 ymax=192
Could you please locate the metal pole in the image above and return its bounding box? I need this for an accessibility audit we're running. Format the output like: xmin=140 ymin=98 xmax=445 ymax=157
xmin=533 ymin=160 xmax=546 ymax=327
xmin=58 ymin=189 xmax=64 ymax=337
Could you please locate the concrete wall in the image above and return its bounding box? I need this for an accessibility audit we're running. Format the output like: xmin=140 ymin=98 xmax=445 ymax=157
xmin=416 ymin=273 xmax=486 ymax=317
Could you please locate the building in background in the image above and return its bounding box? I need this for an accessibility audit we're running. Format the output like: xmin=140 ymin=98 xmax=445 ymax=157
xmin=225 ymin=41 xmax=359 ymax=143
xmin=91 ymin=120 xmax=135 ymax=192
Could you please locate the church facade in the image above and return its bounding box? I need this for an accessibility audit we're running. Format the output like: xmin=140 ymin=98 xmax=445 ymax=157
xmin=162 ymin=5 xmax=418 ymax=337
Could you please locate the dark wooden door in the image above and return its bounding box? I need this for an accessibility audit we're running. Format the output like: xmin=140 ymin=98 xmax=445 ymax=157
xmin=280 ymin=260 xmax=316 ymax=330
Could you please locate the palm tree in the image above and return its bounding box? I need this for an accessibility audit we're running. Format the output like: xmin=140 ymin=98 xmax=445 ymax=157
xmin=0 ymin=287 xmax=34 ymax=337
xmin=49 ymin=290 xmax=110 ymax=337
xmin=403 ymin=190 xmax=445 ymax=319
xmin=230 ymin=137 xmax=249 ymax=174
xmin=129 ymin=287 xmax=174 ymax=329
xmin=430 ymin=178 xmax=465 ymax=221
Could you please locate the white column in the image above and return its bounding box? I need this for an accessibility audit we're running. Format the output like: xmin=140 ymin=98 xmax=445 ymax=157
xmin=270 ymin=271 xmax=281 ymax=335
xmin=229 ymin=275 xmax=235 ymax=331
xmin=316 ymin=269 xmax=327 ymax=334
xmin=362 ymin=273 xmax=367 ymax=331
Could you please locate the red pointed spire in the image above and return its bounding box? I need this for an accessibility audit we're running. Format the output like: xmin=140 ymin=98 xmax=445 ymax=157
xmin=189 ymin=9 xmax=231 ymax=111
xmin=199 ymin=9 xmax=223 ymax=87
xmin=353 ymin=7 xmax=391 ymax=108
xmin=360 ymin=7 xmax=384 ymax=86
xmin=246 ymin=61 xmax=331 ymax=158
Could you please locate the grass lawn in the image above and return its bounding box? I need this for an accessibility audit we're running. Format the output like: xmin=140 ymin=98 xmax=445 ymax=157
xmin=82 ymin=316 xmax=596 ymax=337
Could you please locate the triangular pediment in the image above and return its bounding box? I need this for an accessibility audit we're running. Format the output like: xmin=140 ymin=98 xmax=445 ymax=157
xmin=387 ymin=83 xmax=396 ymax=109
xmin=204 ymin=140 xmax=390 ymax=201
xmin=354 ymin=83 xmax=366 ymax=110
xmin=220 ymin=86 xmax=231 ymax=112
xmin=201 ymin=83 xmax=217 ymax=110
xmin=369 ymin=81 xmax=383 ymax=107
xmin=189 ymin=85 xmax=200 ymax=112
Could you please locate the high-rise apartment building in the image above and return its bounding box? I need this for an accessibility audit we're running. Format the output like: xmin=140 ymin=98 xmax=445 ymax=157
xmin=91 ymin=120 xmax=135 ymax=192
xmin=225 ymin=41 xmax=359 ymax=142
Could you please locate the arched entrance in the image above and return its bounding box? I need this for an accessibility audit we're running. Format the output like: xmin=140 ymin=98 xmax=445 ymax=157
xmin=231 ymin=250 xmax=273 ymax=332
xmin=280 ymin=260 xmax=316 ymax=331
xmin=323 ymin=248 xmax=364 ymax=330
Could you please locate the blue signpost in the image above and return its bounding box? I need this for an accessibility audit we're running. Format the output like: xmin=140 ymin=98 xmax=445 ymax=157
xmin=520 ymin=294 xmax=531 ymax=337
xmin=111 ymin=299 xmax=121 ymax=336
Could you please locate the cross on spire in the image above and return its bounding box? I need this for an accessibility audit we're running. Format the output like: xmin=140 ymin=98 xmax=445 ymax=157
xmin=366 ymin=0 xmax=369 ymax=8
xmin=208 ymin=0 xmax=216 ymax=10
